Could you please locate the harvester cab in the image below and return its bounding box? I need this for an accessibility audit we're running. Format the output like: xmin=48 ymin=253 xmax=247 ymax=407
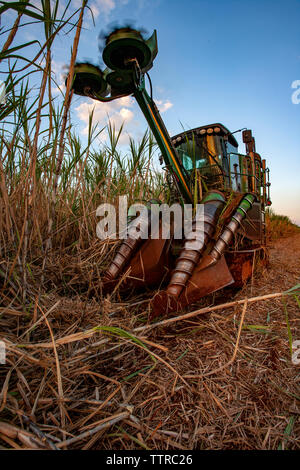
xmin=69 ymin=27 xmax=271 ymax=318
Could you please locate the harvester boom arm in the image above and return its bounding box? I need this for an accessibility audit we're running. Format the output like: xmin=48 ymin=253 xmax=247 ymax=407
xmin=133 ymin=75 xmax=193 ymax=203
xmin=81 ymin=72 xmax=193 ymax=203
xmin=70 ymin=28 xmax=193 ymax=203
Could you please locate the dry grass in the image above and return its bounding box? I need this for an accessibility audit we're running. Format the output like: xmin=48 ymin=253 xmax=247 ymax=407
xmin=0 ymin=1 xmax=299 ymax=450
xmin=266 ymin=209 xmax=300 ymax=240
xmin=0 ymin=233 xmax=299 ymax=450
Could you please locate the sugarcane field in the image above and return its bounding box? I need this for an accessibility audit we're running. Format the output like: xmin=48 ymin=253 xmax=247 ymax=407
xmin=0 ymin=0 xmax=299 ymax=454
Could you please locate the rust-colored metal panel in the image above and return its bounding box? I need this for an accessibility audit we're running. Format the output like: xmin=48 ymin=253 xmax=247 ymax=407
xmin=225 ymin=248 xmax=266 ymax=287
xmin=150 ymin=254 xmax=234 ymax=318
xmin=184 ymin=254 xmax=234 ymax=303
xmin=128 ymin=236 xmax=172 ymax=286
xmin=102 ymin=225 xmax=172 ymax=294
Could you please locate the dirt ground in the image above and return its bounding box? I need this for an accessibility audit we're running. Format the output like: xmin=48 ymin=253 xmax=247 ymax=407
xmin=0 ymin=235 xmax=299 ymax=450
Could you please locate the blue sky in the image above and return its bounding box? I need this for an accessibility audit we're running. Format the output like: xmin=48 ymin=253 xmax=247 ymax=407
xmin=4 ymin=0 xmax=300 ymax=224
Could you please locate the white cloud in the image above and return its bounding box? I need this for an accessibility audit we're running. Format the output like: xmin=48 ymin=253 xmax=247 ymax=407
xmin=71 ymin=0 xmax=115 ymax=18
xmin=90 ymin=3 xmax=100 ymax=18
xmin=88 ymin=0 xmax=129 ymax=19
xmin=94 ymin=0 xmax=115 ymax=15
xmin=51 ymin=60 xmax=67 ymax=95
xmin=75 ymin=95 xmax=136 ymax=145
xmin=88 ymin=0 xmax=126 ymax=18
xmin=155 ymin=99 xmax=173 ymax=113
xmin=75 ymin=94 xmax=174 ymax=146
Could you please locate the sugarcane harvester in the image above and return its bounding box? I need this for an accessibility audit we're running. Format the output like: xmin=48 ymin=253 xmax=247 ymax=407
xmin=69 ymin=28 xmax=271 ymax=317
